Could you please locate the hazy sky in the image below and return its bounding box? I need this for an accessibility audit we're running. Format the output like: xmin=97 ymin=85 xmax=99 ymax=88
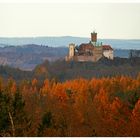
xmin=0 ymin=3 xmax=140 ymax=39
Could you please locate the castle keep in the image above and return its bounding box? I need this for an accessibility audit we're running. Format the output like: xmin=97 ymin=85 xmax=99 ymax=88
xmin=65 ymin=31 xmax=113 ymax=62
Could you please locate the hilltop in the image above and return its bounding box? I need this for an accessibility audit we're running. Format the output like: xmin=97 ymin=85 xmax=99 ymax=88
xmin=33 ymin=57 xmax=140 ymax=81
xmin=0 ymin=57 xmax=140 ymax=82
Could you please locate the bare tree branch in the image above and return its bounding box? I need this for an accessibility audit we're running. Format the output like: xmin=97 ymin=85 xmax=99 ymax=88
xmin=8 ymin=112 xmax=15 ymax=137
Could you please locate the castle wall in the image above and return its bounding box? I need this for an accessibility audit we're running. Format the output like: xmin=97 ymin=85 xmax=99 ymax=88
xmin=93 ymin=47 xmax=103 ymax=61
xmin=74 ymin=56 xmax=95 ymax=62
xmin=103 ymin=50 xmax=114 ymax=60
xmin=73 ymin=54 xmax=102 ymax=62
xmin=94 ymin=47 xmax=103 ymax=54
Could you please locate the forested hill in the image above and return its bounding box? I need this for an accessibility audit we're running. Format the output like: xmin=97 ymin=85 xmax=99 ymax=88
xmin=0 ymin=45 xmax=67 ymax=70
xmin=33 ymin=57 xmax=140 ymax=81
xmin=0 ymin=57 xmax=140 ymax=82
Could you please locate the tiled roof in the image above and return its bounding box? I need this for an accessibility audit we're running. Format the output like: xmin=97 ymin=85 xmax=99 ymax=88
xmin=102 ymin=45 xmax=113 ymax=50
xmin=78 ymin=43 xmax=113 ymax=51
xmin=78 ymin=43 xmax=94 ymax=50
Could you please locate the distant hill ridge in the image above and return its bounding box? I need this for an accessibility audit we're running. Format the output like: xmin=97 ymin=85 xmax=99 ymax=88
xmin=0 ymin=36 xmax=140 ymax=49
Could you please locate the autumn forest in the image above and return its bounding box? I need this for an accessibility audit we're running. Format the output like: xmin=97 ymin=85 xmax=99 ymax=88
xmin=0 ymin=73 xmax=140 ymax=136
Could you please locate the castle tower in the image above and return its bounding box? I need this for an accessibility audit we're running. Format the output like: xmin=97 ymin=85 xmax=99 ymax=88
xmin=91 ymin=31 xmax=97 ymax=42
xmin=69 ymin=43 xmax=75 ymax=59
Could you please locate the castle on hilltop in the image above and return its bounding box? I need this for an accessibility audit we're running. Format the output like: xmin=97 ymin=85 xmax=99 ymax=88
xmin=65 ymin=31 xmax=113 ymax=62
